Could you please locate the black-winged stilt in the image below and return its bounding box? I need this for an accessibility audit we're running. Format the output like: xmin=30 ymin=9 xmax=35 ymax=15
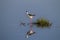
xmin=26 ymin=11 xmax=35 ymax=19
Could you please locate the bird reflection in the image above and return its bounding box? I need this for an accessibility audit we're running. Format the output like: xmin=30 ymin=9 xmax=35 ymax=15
xmin=26 ymin=30 xmax=35 ymax=38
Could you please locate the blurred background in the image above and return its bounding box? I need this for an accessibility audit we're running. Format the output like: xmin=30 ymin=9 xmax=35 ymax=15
xmin=0 ymin=0 xmax=60 ymax=40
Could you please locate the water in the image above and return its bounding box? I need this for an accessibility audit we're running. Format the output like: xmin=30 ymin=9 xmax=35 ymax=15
xmin=0 ymin=0 xmax=60 ymax=40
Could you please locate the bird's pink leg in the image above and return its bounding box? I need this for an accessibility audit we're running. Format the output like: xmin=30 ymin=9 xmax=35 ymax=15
xmin=30 ymin=18 xmax=33 ymax=30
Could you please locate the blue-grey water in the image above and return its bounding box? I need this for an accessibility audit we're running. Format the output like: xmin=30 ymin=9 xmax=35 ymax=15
xmin=0 ymin=0 xmax=60 ymax=40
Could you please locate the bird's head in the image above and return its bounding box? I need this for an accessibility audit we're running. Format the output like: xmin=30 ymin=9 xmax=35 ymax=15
xmin=26 ymin=11 xmax=29 ymax=14
xmin=26 ymin=11 xmax=28 ymax=12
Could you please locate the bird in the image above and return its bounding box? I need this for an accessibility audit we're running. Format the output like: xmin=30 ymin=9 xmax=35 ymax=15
xmin=26 ymin=11 xmax=35 ymax=19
